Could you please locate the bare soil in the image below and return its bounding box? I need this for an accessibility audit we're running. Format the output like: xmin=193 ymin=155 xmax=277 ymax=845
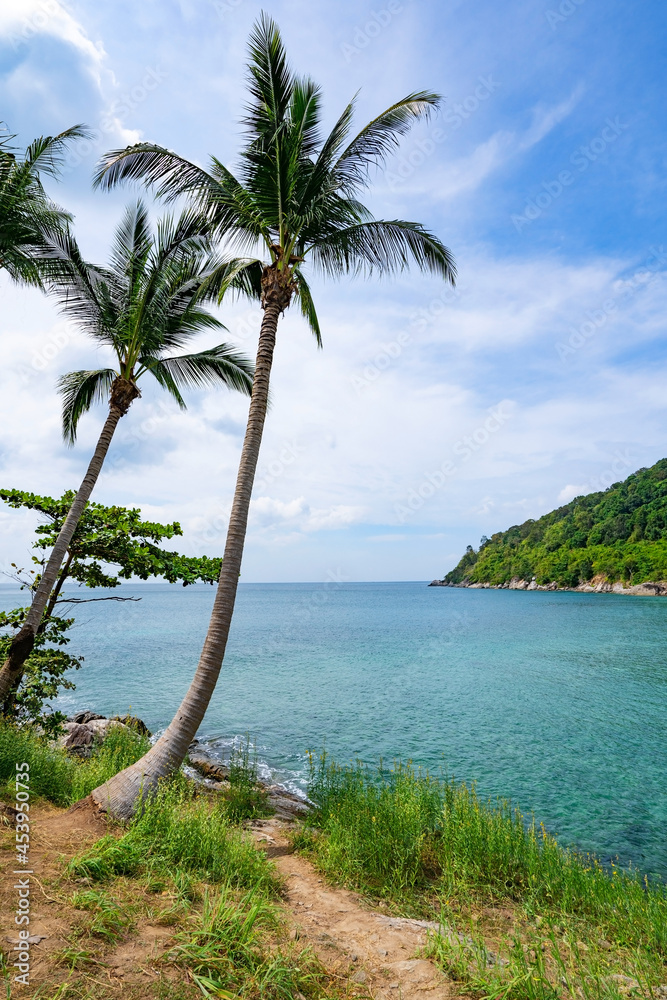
xmin=1 ymin=800 xmax=455 ymax=999
xmin=251 ymin=816 xmax=454 ymax=1000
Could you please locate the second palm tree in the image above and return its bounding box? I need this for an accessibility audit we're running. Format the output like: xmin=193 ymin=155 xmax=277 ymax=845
xmin=0 ymin=202 xmax=254 ymax=704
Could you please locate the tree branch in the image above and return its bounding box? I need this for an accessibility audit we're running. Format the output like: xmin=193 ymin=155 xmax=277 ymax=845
xmin=54 ymin=596 xmax=142 ymax=605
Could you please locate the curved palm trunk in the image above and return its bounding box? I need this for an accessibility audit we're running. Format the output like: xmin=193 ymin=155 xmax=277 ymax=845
xmin=0 ymin=378 xmax=139 ymax=703
xmin=90 ymin=286 xmax=286 ymax=820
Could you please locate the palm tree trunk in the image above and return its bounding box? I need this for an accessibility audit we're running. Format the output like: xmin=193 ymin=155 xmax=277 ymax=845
xmin=0 ymin=378 xmax=138 ymax=703
xmin=90 ymin=292 xmax=284 ymax=820
xmin=43 ymin=551 xmax=74 ymax=621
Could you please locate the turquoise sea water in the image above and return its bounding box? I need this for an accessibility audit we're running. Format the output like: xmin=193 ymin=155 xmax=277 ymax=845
xmin=2 ymin=582 xmax=666 ymax=877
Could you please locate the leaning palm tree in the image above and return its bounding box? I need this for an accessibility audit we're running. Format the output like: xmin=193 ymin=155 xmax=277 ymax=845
xmin=0 ymin=201 xmax=254 ymax=704
xmin=0 ymin=123 xmax=89 ymax=286
xmin=88 ymin=13 xmax=456 ymax=819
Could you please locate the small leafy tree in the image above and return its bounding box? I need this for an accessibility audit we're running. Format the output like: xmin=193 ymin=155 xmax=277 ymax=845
xmin=0 ymin=610 xmax=81 ymax=736
xmin=0 ymin=489 xmax=224 ymax=726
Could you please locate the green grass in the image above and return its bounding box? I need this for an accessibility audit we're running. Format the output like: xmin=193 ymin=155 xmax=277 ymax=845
xmin=295 ymin=753 xmax=667 ymax=1000
xmin=0 ymin=718 xmax=151 ymax=806
xmin=225 ymin=736 xmax=271 ymax=823
xmin=0 ymin=722 xmax=346 ymax=1000
xmin=68 ymin=778 xmax=278 ymax=891
xmin=167 ymin=886 xmax=328 ymax=1000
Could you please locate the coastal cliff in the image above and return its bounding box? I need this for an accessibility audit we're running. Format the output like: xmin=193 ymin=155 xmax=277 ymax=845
xmin=434 ymin=458 xmax=667 ymax=593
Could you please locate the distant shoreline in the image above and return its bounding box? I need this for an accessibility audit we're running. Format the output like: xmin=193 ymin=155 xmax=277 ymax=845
xmin=429 ymin=577 xmax=667 ymax=597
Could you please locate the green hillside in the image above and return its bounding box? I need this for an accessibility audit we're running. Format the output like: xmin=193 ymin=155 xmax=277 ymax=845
xmin=443 ymin=458 xmax=667 ymax=588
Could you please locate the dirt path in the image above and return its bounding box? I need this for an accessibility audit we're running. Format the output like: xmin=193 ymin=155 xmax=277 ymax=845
xmin=251 ymin=816 xmax=454 ymax=1000
xmin=1 ymin=803 xmax=455 ymax=998
xmin=1 ymin=802 xmax=198 ymax=995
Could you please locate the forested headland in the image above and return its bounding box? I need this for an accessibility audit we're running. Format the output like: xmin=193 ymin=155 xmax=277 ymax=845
xmin=440 ymin=458 xmax=667 ymax=589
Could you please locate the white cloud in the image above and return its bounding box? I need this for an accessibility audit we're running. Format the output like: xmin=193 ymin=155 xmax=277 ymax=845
xmin=557 ymin=484 xmax=588 ymax=504
xmin=250 ymin=496 xmax=365 ymax=534
xmin=401 ymin=87 xmax=585 ymax=202
xmin=518 ymin=85 xmax=585 ymax=152
xmin=0 ymin=1 xmax=106 ymax=84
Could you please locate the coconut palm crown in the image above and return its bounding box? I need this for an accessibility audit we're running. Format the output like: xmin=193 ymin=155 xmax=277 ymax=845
xmin=94 ymin=13 xmax=456 ymax=326
xmin=52 ymin=200 xmax=255 ymax=444
xmin=0 ymin=123 xmax=90 ymax=287
xmin=85 ymin=13 xmax=456 ymax=819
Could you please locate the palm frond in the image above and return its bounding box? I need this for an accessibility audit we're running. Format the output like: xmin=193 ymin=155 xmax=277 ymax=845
xmin=227 ymin=258 xmax=264 ymax=301
xmin=293 ymin=270 xmax=322 ymax=346
xmin=109 ymin=200 xmax=152 ymax=279
xmin=244 ymin=11 xmax=294 ymax=139
xmin=333 ymin=93 xmax=442 ymax=189
xmin=23 ymin=125 xmax=93 ymax=178
xmin=0 ymin=124 xmax=89 ymax=287
xmin=150 ymin=344 xmax=254 ymax=396
xmin=290 ymin=77 xmax=322 ymax=158
xmin=186 ymin=255 xmax=264 ymax=305
xmin=309 ymin=219 xmax=457 ymax=282
xmin=296 ymin=98 xmax=356 ymax=213
xmin=38 ymin=225 xmax=122 ymax=345
xmin=57 ymin=369 xmax=117 ymax=444
xmin=94 ymin=144 xmax=219 ymax=203
xmin=138 ymin=355 xmax=186 ymax=409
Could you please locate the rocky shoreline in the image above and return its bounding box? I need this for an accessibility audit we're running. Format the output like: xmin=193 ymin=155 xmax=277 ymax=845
xmin=58 ymin=711 xmax=310 ymax=820
xmin=429 ymin=576 xmax=667 ymax=596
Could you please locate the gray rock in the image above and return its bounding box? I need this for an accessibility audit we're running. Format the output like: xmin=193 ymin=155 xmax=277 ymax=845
xmin=111 ymin=714 xmax=151 ymax=736
xmin=62 ymin=723 xmax=94 ymax=756
xmin=68 ymin=711 xmax=106 ymax=724
xmin=85 ymin=718 xmax=130 ymax=741
xmin=187 ymin=747 xmax=230 ymax=781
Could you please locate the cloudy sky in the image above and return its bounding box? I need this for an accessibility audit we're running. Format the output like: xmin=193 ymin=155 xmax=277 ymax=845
xmin=1 ymin=0 xmax=665 ymax=582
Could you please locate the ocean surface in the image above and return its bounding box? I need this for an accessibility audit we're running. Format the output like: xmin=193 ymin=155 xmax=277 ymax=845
xmin=2 ymin=581 xmax=666 ymax=877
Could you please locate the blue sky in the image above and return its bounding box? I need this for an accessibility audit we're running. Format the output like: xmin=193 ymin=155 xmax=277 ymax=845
xmin=0 ymin=0 xmax=666 ymax=581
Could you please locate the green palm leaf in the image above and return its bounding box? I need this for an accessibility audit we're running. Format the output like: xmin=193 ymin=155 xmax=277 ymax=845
xmin=293 ymin=271 xmax=322 ymax=347
xmin=58 ymin=369 xmax=117 ymax=444
xmin=333 ymin=93 xmax=441 ymax=189
xmin=0 ymin=123 xmax=90 ymax=287
xmin=310 ymin=220 xmax=457 ymax=281
xmin=148 ymin=344 xmax=254 ymax=396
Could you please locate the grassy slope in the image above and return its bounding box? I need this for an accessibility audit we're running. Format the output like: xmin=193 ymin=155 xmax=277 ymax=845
xmin=0 ymin=723 xmax=342 ymax=1000
xmin=444 ymin=459 xmax=667 ymax=588
xmin=296 ymin=754 xmax=667 ymax=1000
